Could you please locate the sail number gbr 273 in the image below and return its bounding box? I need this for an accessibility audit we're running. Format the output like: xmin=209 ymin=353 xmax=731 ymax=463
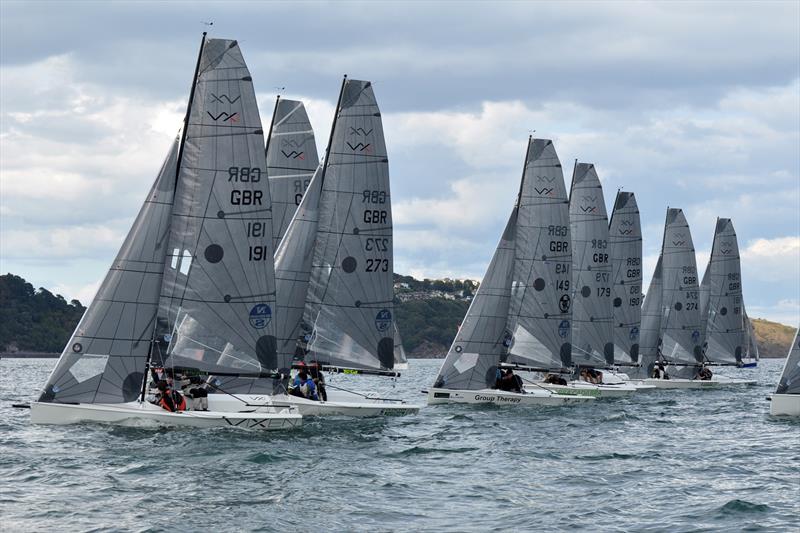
xmin=362 ymin=189 xmax=389 ymax=273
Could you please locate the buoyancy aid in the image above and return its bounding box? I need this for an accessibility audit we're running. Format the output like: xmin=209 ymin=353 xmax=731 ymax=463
xmin=158 ymin=389 xmax=187 ymax=412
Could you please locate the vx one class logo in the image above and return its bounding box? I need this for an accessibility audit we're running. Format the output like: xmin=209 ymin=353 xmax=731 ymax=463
xmin=375 ymin=309 xmax=392 ymax=332
xmin=249 ymin=304 xmax=272 ymax=329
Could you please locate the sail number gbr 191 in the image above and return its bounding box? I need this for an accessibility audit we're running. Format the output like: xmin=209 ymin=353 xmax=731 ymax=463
xmin=229 ymin=166 xmax=269 ymax=261
xmin=362 ymin=189 xmax=389 ymax=273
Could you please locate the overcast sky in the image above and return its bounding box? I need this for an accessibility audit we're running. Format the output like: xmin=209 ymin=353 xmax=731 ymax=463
xmin=1 ymin=1 xmax=798 ymax=326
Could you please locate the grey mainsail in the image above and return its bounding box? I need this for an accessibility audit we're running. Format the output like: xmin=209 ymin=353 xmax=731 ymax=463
xmin=266 ymin=98 xmax=320 ymax=249
xmin=394 ymin=322 xmax=409 ymax=368
xmin=433 ymin=210 xmax=517 ymax=390
xmin=629 ymin=255 xmax=663 ymax=379
xmin=609 ymin=191 xmax=642 ymax=365
xmin=38 ymin=137 xmax=180 ymax=403
xmin=569 ymin=163 xmax=613 ymax=367
xmin=274 ymin=163 xmax=324 ymax=372
xmin=505 ymin=138 xmax=572 ymax=370
xmin=701 ymin=218 xmax=744 ymax=364
xmin=303 ymin=79 xmax=396 ymax=370
xmin=158 ymin=38 xmax=279 ymax=379
xmin=743 ymin=307 xmax=760 ymax=361
xmin=659 ymin=208 xmax=704 ymax=378
xmin=776 ymin=326 xmax=800 ymax=394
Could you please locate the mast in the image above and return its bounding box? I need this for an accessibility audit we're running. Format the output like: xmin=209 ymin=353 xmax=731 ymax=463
xmin=140 ymin=32 xmax=207 ymax=402
xmin=515 ymin=135 xmax=532 ymax=208
xmin=318 ymin=75 xmax=348 ymax=188
xmin=264 ymin=95 xmax=281 ymax=159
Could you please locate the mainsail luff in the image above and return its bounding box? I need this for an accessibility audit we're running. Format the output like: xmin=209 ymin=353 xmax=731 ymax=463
xmin=701 ymin=218 xmax=744 ymax=364
xmin=776 ymin=326 xmax=800 ymax=394
xmin=505 ymin=138 xmax=572 ymax=370
xmin=158 ymin=38 xmax=279 ymax=378
xmin=266 ymin=98 xmax=320 ymax=249
xmin=629 ymin=254 xmax=663 ymax=379
xmin=38 ymin=137 xmax=181 ymax=403
xmin=659 ymin=208 xmax=704 ymax=378
xmin=433 ymin=210 xmax=518 ymax=390
xmin=303 ymin=79 xmax=396 ymax=370
xmin=569 ymin=163 xmax=613 ymax=367
xmin=609 ymin=191 xmax=642 ymax=365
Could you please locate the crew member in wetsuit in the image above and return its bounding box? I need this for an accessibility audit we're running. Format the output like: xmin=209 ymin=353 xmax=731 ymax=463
xmin=498 ymin=369 xmax=523 ymax=393
xmin=289 ymin=368 xmax=319 ymax=401
xmin=154 ymin=380 xmax=187 ymax=412
xmin=308 ymin=362 xmax=327 ymax=401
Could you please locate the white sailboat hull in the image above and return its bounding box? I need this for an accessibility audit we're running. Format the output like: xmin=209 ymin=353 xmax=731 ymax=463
xmin=537 ymin=381 xmax=638 ymax=398
xmin=30 ymin=401 xmax=302 ymax=430
xmin=769 ymin=394 xmax=800 ymax=416
xmin=208 ymin=390 xmax=420 ymax=417
xmin=426 ymin=387 xmax=594 ymax=406
xmin=630 ymin=376 xmax=757 ymax=389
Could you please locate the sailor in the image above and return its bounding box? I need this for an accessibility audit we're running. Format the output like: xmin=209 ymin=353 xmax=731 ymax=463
xmin=308 ymin=362 xmax=327 ymax=402
xmin=498 ymin=369 xmax=523 ymax=393
xmin=652 ymin=361 xmax=669 ymax=380
xmin=181 ymin=375 xmax=209 ymax=411
xmin=544 ymin=373 xmax=567 ymax=386
xmin=288 ymin=367 xmax=319 ymax=401
xmin=697 ymin=366 xmax=713 ymax=381
xmin=154 ymin=380 xmax=187 ymax=412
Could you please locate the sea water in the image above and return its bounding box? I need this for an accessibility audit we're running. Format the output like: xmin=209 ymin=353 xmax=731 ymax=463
xmin=1 ymin=358 xmax=798 ymax=532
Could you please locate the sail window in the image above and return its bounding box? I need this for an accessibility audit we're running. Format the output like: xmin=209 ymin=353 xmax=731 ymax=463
xmin=69 ymin=354 xmax=109 ymax=383
xmin=180 ymin=250 xmax=192 ymax=275
xmin=453 ymin=352 xmax=479 ymax=373
xmin=171 ymin=248 xmax=180 ymax=269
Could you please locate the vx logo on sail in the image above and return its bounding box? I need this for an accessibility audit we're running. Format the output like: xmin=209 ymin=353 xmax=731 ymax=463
xmin=347 ymin=142 xmax=372 ymax=153
xmin=534 ymin=187 xmax=554 ymax=196
xmin=349 ymin=127 xmax=373 ymax=136
xmin=281 ymin=150 xmax=305 ymax=160
xmin=207 ymin=111 xmax=239 ymax=123
xmin=618 ymin=229 xmax=633 ymax=235
xmin=536 ymin=175 xmax=557 ymax=183
xmin=580 ymin=205 xmax=597 ymax=213
xmin=211 ymin=93 xmax=241 ymax=104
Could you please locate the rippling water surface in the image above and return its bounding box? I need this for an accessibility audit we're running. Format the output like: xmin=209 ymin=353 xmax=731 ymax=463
xmin=1 ymin=358 xmax=798 ymax=532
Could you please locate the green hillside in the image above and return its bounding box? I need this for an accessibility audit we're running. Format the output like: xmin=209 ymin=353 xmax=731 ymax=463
xmin=0 ymin=272 xmax=795 ymax=358
xmin=0 ymin=274 xmax=86 ymax=353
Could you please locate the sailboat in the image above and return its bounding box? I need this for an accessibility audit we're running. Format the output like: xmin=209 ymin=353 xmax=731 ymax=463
xmin=770 ymin=326 xmax=800 ymax=416
xmin=700 ymin=218 xmax=746 ymax=366
xmin=30 ymin=35 xmax=301 ymax=429
xmin=265 ymin=97 xmax=320 ymax=250
xmin=637 ymin=209 xmax=751 ymax=388
xmin=264 ymin=96 xmax=408 ymax=371
xmin=428 ymin=138 xmax=593 ymax=406
xmin=212 ymin=77 xmax=419 ymax=417
xmin=741 ymin=307 xmax=760 ymax=367
xmin=537 ymin=164 xmax=638 ymax=396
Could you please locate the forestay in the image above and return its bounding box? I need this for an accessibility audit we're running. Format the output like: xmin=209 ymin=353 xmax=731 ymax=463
xmin=630 ymin=255 xmax=663 ymax=379
xmin=158 ymin=38 xmax=279 ymax=378
xmin=569 ymin=163 xmax=613 ymax=367
xmin=776 ymin=326 xmax=800 ymax=394
xmin=659 ymin=208 xmax=704 ymax=378
xmin=38 ymin=137 xmax=180 ymax=403
xmin=303 ymin=79 xmax=396 ymax=370
xmin=266 ymin=98 xmax=319 ymax=249
xmin=505 ymin=138 xmax=572 ymax=370
xmin=701 ymin=218 xmax=744 ymax=364
xmin=609 ymin=191 xmax=642 ymax=365
xmin=433 ymin=211 xmax=517 ymax=390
